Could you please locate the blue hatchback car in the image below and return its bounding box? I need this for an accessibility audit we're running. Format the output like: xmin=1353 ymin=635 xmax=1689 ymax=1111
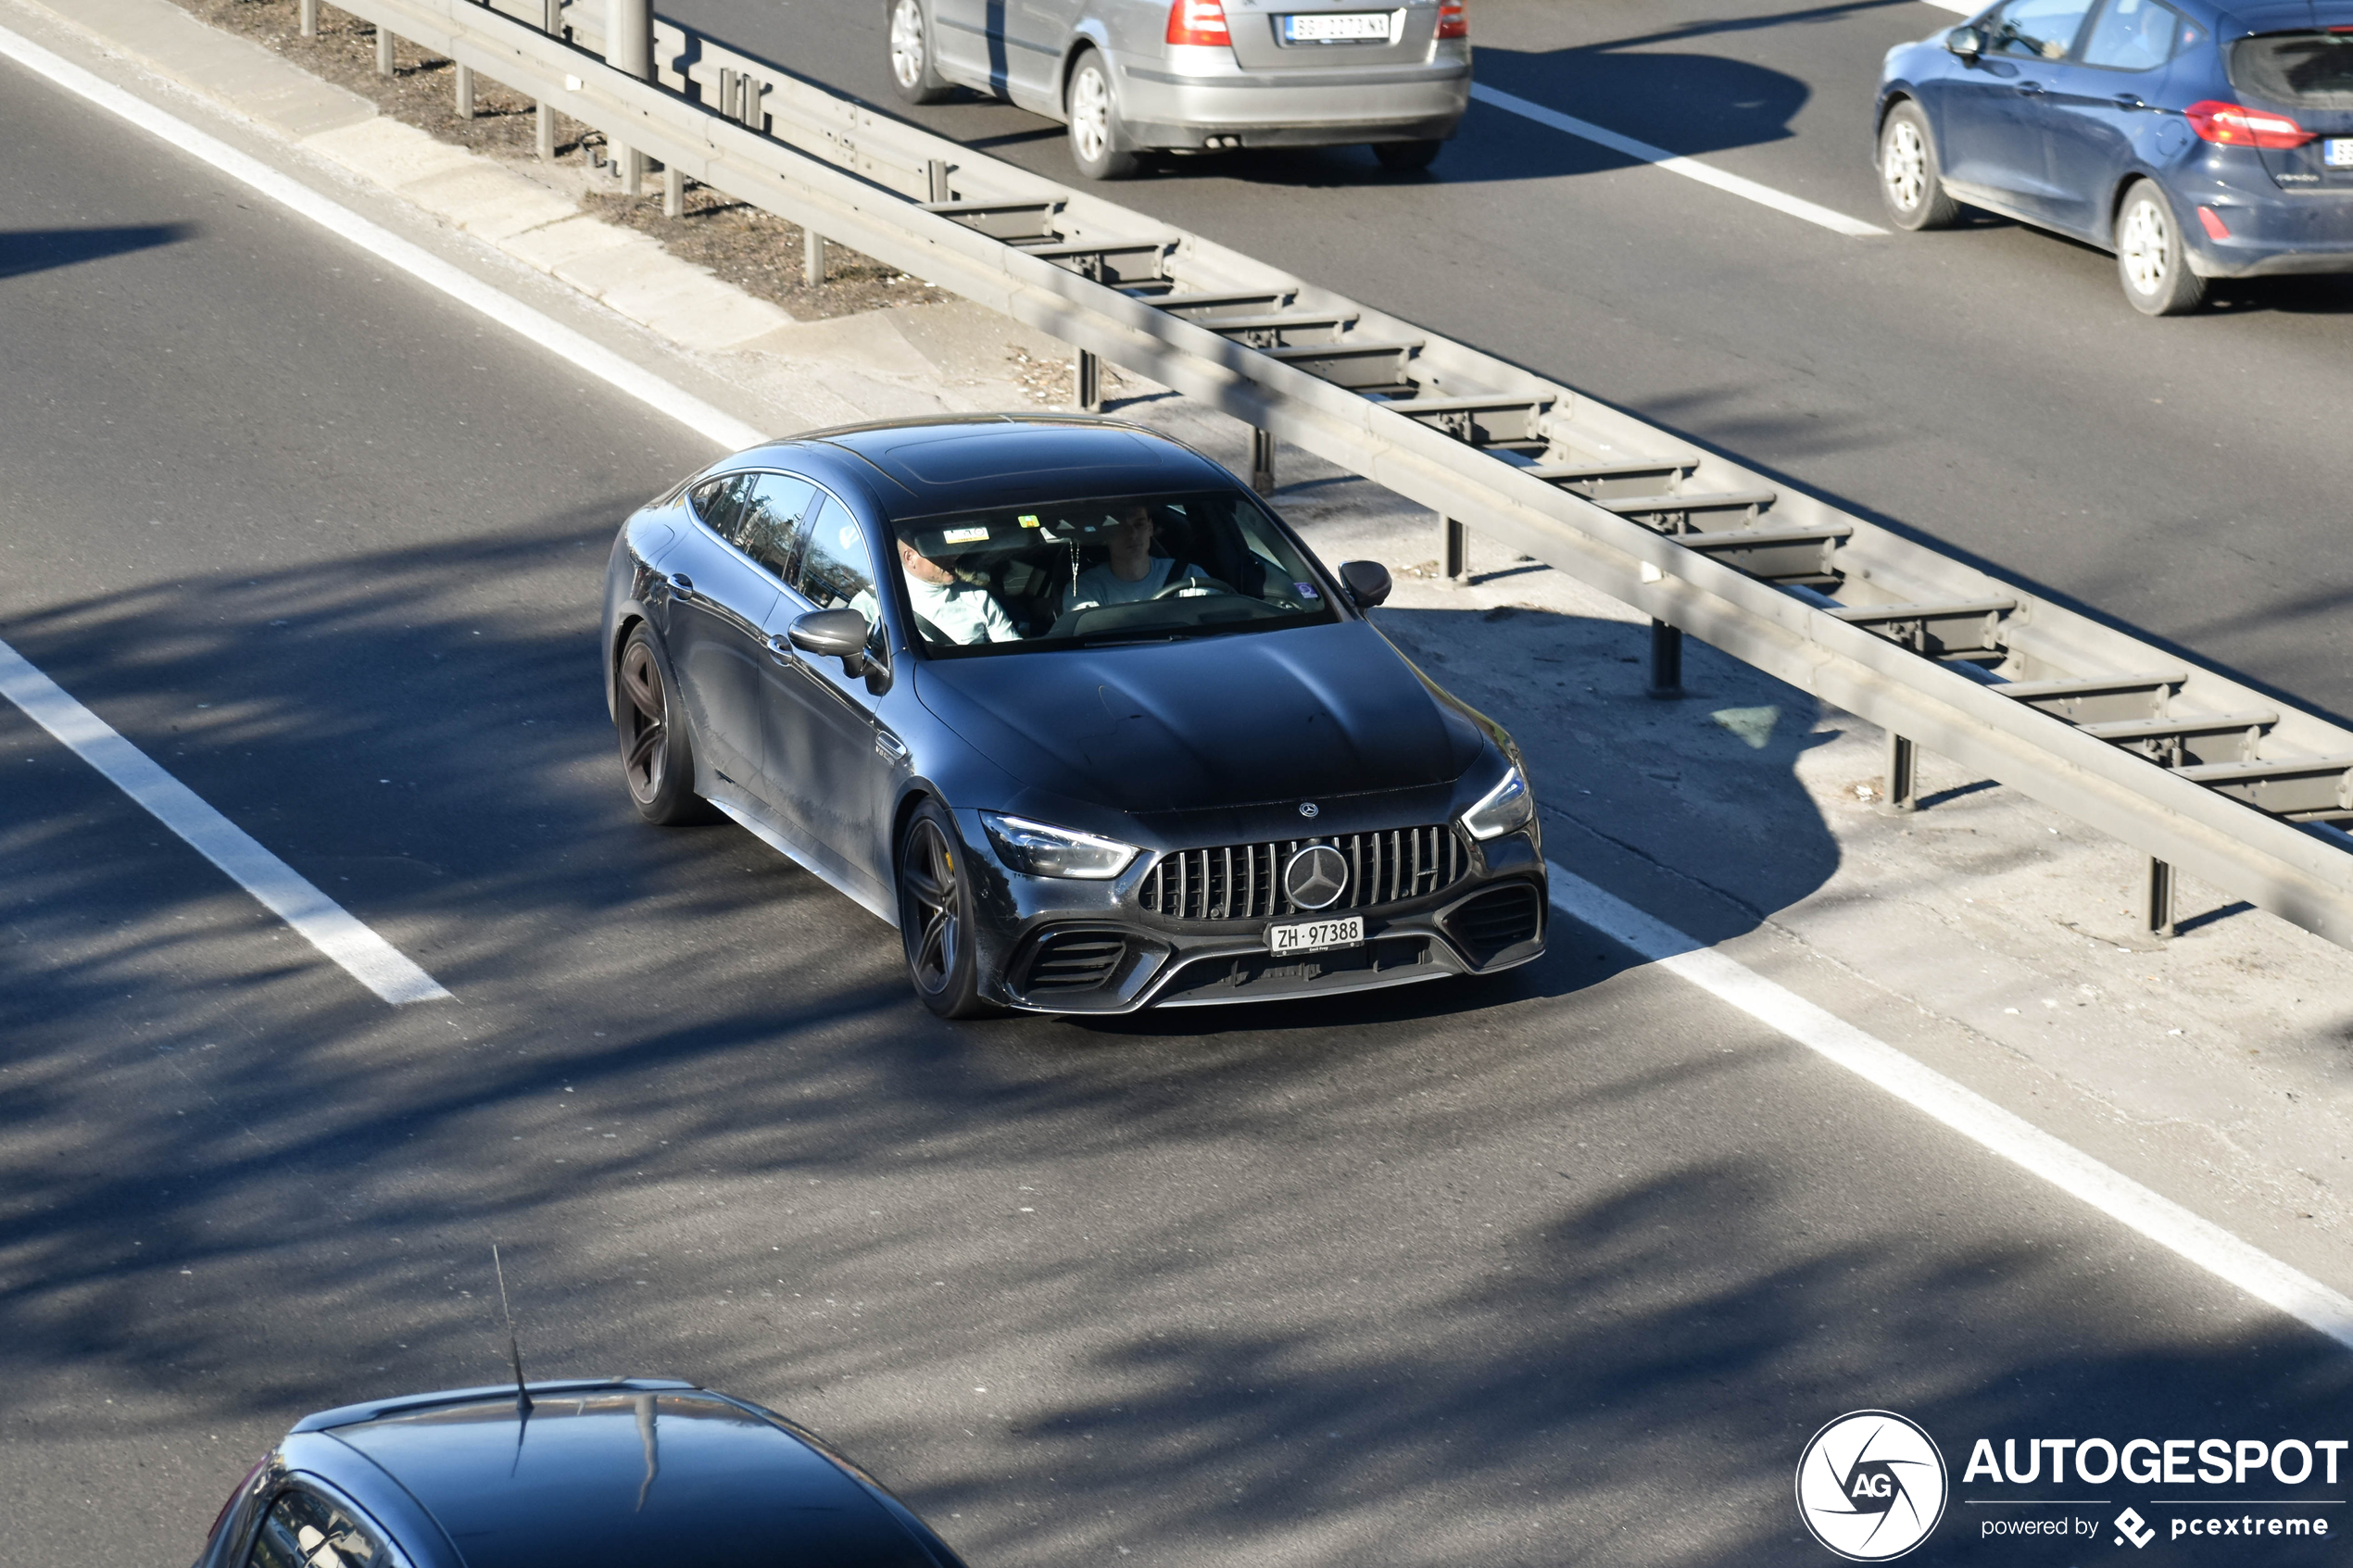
xmin=1876 ymin=0 xmax=2353 ymax=313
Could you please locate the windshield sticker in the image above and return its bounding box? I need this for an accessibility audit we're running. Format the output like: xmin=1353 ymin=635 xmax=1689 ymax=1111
xmin=1295 ymin=582 xmax=1321 ymax=599
xmin=942 ymin=526 xmax=990 ymax=544
xmin=1018 ymin=514 xmax=1041 ymax=528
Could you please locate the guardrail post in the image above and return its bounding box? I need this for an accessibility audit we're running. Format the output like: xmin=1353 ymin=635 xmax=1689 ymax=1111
xmin=375 ymin=25 xmax=395 ymax=76
xmin=663 ymin=163 xmax=685 ymax=219
xmin=1076 ymin=349 xmax=1102 ymax=412
xmin=535 ymin=101 xmax=556 ymax=159
xmin=455 ymin=63 xmax=474 ymax=119
xmin=1441 ymin=517 xmax=1469 ymax=583
xmin=802 ymin=228 xmax=826 ymax=286
xmin=1647 ymin=621 xmax=1683 ymax=699
xmin=1250 ymin=427 xmax=1276 ymax=495
xmin=607 ymin=0 xmax=652 ymax=195
xmin=926 ymin=158 xmax=952 ymax=203
xmin=2145 ymin=856 xmax=2176 ymax=937
xmin=1884 ymin=732 xmax=1919 ymax=811
xmin=298 ymin=0 xmax=318 ymax=38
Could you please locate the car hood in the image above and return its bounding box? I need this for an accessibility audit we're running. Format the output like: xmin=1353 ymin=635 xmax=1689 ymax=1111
xmin=912 ymin=621 xmax=1482 ymax=816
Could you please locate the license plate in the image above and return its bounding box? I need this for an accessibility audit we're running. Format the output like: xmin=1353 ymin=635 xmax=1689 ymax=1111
xmin=1281 ymin=11 xmax=1394 ymax=43
xmin=1266 ymin=914 xmax=1365 ymax=955
xmin=2328 ymin=138 xmax=2353 ymax=169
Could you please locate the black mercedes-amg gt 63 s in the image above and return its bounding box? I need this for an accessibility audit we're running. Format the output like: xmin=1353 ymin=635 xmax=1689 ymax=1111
xmin=601 ymin=415 xmax=1546 ymax=1017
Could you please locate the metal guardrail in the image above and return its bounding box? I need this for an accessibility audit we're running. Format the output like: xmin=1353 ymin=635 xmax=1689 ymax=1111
xmin=330 ymin=0 xmax=2353 ymax=951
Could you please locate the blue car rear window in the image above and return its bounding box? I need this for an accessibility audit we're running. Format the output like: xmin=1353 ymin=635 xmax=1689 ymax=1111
xmin=2232 ymin=32 xmax=2353 ymax=109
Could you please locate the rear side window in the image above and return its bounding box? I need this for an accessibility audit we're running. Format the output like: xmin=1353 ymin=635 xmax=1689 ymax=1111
xmin=245 ymin=1487 xmax=385 ymax=1568
xmin=732 ymin=472 xmax=818 ymax=582
xmin=2232 ymin=32 xmax=2353 ymax=110
xmin=1987 ymin=0 xmax=2095 ymax=59
xmin=688 ymin=475 xmax=747 ymax=540
xmin=2081 ymin=0 xmax=2180 ymax=70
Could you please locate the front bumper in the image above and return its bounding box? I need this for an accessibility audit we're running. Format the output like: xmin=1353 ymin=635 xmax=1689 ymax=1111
xmin=957 ymin=810 xmax=1546 ymax=1013
xmin=1113 ymin=45 xmax=1469 ymax=149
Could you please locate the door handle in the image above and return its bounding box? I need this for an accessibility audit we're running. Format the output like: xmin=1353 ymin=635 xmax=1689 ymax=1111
xmin=2113 ymin=94 xmax=2145 ymax=109
xmin=669 ymin=571 xmax=696 ymax=598
xmin=767 ymin=633 xmax=802 ymax=665
xmin=2015 ymin=80 xmax=2045 ymax=94
xmin=875 ymin=731 xmax=910 ymax=765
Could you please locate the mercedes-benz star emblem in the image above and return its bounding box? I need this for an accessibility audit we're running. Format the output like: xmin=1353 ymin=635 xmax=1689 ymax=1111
xmin=1299 ymin=801 xmax=1320 ymax=819
xmin=1282 ymin=845 xmax=1349 ymax=910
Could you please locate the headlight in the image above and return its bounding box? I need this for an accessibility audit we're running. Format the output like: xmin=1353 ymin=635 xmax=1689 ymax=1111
xmin=1460 ymin=766 xmax=1533 ymax=841
xmin=980 ymin=812 xmax=1140 ymax=879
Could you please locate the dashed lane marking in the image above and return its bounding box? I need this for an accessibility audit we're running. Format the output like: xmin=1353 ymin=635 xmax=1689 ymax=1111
xmin=0 ymin=636 xmax=450 ymax=1006
xmin=1547 ymin=861 xmax=2353 ymax=1353
xmin=1469 ymin=83 xmax=1890 ymax=239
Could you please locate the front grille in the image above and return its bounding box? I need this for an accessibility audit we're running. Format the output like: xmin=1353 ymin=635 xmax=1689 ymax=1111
xmin=1444 ymin=884 xmax=1543 ymax=965
xmin=1024 ymin=931 xmax=1128 ymax=993
xmin=1139 ymin=825 xmax=1466 ymax=921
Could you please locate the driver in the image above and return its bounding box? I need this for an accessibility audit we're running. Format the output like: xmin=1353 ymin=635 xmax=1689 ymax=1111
xmin=899 ymin=538 xmax=1019 ymax=644
xmin=1063 ymin=503 xmax=1206 ymax=612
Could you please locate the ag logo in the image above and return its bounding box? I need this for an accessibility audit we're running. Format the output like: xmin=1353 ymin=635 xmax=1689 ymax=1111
xmin=1795 ymin=1411 xmax=1948 ymax=1561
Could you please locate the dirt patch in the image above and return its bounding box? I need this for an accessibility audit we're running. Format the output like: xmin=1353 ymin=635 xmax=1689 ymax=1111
xmin=159 ymin=0 xmax=955 ymax=320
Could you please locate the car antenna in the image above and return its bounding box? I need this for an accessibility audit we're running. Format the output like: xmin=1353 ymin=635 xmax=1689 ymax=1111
xmin=493 ymin=1244 xmax=533 ymax=1416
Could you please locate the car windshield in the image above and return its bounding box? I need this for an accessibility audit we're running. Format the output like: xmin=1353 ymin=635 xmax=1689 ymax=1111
xmin=2231 ymin=32 xmax=2353 ymax=109
xmin=885 ymin=489 xmax=1341 ymax=657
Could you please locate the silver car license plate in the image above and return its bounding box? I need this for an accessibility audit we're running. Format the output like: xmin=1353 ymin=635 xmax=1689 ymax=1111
xmin=2328 ymin=138 xmax=2353 ymax=169
xmin=1266 ymin=914 xmax=1365 ymax=955
xmin=1281 ymin=11 xmax=1395 ymax=43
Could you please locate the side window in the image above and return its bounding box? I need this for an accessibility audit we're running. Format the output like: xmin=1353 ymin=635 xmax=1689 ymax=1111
xmin=2080 ymin=0 xmax=2178 ymax=70
xmin=245 ymin=1487 xmax=385 ymax=1568
xmin=795 ymin=494 xmax=881 ymax=626
xmin=688 ymin=475 xmax=748 ymax=541
xmin=1987 ymin=0 xmax=2095 ymax=58
xmin=732 ymin=472 xmax=819 ymax=583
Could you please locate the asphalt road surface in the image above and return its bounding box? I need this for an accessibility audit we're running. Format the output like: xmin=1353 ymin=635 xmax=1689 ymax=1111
xmin=2 ymin=22 xmax=2349 ymax=1568
xmin=673 ymin=0 xmax=2353 ymax=731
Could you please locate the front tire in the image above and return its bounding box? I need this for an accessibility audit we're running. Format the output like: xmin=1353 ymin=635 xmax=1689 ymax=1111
xmin=1065 ymin=49 xmax=1140 ymax=181
xmin=887 ymin=0 xmax=952 ymax=105
xmin=1877 ymin=101 xmax=1959 ymax=231
xmin=2115 ymin=178 xmax=2207 ymax=317
xmin=896 ymin=801 xmax=1000 ymax=1019
xmin=1373 ymin=139 xmax=1442 ymax=173
xmin=615 ymin=624 xmax=713 ymax=826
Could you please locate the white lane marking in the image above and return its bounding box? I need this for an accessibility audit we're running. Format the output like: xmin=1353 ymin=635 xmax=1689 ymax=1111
xmin=1546 ymin=860 xmax=2353 ymax=1353
xmin=0 ymin=24 xmax=766 ymax=453
xmin=1468 ymin=83 xmax=1889 ymax=238
xmin=0 ymin=637 xmax=450 ymax=1006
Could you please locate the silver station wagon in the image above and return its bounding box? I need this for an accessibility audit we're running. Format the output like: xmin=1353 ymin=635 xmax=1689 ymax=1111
xmin=885 ymin=0 xmax=1473 ymax=176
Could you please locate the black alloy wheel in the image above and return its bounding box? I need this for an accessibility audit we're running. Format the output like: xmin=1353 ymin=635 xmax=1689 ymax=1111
xmin=615 ymin=624 xmax=711 ymax=825
xmin=896 ymin=800 xmax=999 ymax=1018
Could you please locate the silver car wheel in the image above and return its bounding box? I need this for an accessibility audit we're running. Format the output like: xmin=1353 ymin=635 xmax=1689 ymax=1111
xmin=1069 ymin=62 xmax=1113 ymax=165
xmin=2120 ymin=194 xmax=2170 ymax=295
xmin=888 ymin=0 xmax=926 ymax=91
xmin=1883 ymin=119 xmax=1927 ymax=212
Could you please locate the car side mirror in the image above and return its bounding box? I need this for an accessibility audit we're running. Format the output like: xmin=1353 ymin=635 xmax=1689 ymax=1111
xmin=1945 ymin=24 xmax=1983 ymax=57
xmin=1338 ymin=560 xmax=1392 ymax=609
xmin=788 ymin=608 xmax=875 ymax=676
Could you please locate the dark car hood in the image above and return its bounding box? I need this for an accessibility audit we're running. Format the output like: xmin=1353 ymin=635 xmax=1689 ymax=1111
xmin=912 ymin=621 xmax=1482 ymax=815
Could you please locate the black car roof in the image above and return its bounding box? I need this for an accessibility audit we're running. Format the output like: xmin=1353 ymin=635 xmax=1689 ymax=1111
xmin=731 ymin=415 xmax=1231 ymax=521
xmin=308 ymin=1385 xmax=942 ymax=1568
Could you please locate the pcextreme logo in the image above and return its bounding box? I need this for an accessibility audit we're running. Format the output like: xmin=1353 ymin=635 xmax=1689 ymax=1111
xmin=1796 ymin=1411 xmax=1951 ymax=1562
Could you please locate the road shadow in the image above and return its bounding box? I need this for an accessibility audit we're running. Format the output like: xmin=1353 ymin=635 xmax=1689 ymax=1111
xmin=0 ymin=223 xmax=197 ymax=281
